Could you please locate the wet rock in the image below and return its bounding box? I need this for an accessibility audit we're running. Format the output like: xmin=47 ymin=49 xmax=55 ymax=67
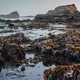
xmin=44 ymin=64 xmax=80 ymax=80
xmin=34 ymin=30 xmax=80 ymax=65
xmin=0 ymin=33 xmax=31 ymax=44
xmin=29 ymin=63 xmax=35 ymax=67
xmin=0 ymin=33 xmax=34 ymax=68
xmin=42 ymin=48 xmax=80 ymax=65
xmin=31 ymin=22 xmax=49 ymax=29
xmin=0 ymin=43 xmax=26 ymax=67
xmin=0 ymin=55 xmax=4 ymax=68
xmin=21 ymin=64 xmax=26 ymax=71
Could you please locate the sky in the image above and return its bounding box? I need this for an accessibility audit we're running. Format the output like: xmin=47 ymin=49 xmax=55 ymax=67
xmin=0 ymin=0 xmax=80 ymax=16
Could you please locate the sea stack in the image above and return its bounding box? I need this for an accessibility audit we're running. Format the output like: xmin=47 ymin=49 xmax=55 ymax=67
xmin=0 ymin=11 xmax=20 ymax=19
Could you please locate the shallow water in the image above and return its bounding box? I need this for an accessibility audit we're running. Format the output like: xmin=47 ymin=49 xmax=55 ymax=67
xmin=0 ymin=53 xmax=55 ymax=80
xmin=0 ymin=16 xmax=34 ymax=21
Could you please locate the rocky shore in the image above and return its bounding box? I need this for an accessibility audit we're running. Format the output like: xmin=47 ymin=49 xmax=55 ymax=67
xmin=31 ymin=4 xmax=80 ymax=80
xmin=0 ymin=33 xmax=31 ymax=70
xmin=44 ymin=64 xmax=80 ymax=80
xmin=0 ymin=4 xmax=80 ymax=80
xmin=0 ymin=26 xmax=80 ymax=78
xmin=33 ymin=29 xmax=80 ymax=80
xmin=0 ymin=28 xmax=80 ymax=80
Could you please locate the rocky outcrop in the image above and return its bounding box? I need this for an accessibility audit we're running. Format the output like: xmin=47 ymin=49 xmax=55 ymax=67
xmin=0 ymin=33 xmax=31 ymax=68
xmin=44 ymin=64 xmax=80 ymax=80
xmin=34 ymin=30 xmax=80 ymax=66
xmin=47 ymin=4 xmax=77 ymax=16
xmin=0 ymin=11 xmax=20 ymax=18
xmin=34 ymin=4 xmax=80 ymax=22
xmin=0 ymin=42 xmax=26 ymax=68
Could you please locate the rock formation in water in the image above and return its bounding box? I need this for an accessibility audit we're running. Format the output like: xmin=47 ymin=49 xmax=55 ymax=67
xmin=0 ymin=11 xmax=20 ymax=19
xmin=47 ymin=4 xmax=77 ymax=15
xmin=34 ymin=4 xmax=80 ymax=22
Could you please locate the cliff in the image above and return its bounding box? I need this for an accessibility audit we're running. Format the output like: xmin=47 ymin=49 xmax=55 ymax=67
xmin=0 ymin=11 xmax=20 ymax=19
xmin=47 ymin=4 xmax=77 ymax=15
xmin=34 ymin=4 xmax=80 ymax=22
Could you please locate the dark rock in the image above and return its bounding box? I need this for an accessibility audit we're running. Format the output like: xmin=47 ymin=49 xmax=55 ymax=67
xmin=44 ymin=65 xmax=80 ymax=80
xmin=9 ymin=23 xmax=14 ymax=27
xmin=1 ymin=43 xmax=25 ymax=67
xmin=21 ymin=64 xmax=26 ymax=71
xmin=0 ymin=55 xmax=4 ymax=68
xmin=0 ymin=33 xmax=32 ymax=67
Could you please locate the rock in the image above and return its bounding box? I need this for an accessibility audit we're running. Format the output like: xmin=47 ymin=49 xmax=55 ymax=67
xmin=0 ymin=11 xmax=20 ymax=19
xmin=0 ymin=55 xmax=4 ymax=68
xmin=1 ymin=43 xmax=26 ymax=67
xmin=33 ymin=30 xmax=80 ymax=65
xmin=34 ymin=4 xmax=80 ymax=22
xmin=9 ymin=23 xmax=15 ymax=27
xmin=0 ymin=33 xmax=33 ymax=67
xmin=44 ymin=64 xmax=80 ymax=80
xmin=31 ymin=22 xmax=49 ymax=29
xmin=67 ymin=22 xmax=80 ymax=28
xmin=0 ymin=33 xmax=30 ymax=44
xmin=47 ymin=4 xmax=77 ymax=15
xmin=21 ymin=64 xmax=26 ymax=71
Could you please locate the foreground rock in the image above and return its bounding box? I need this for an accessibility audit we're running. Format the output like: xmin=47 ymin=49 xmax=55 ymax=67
xmin=0 ymin=33 xmax=31 ymax=44
xmin=67 ymin=22 xmax=80 ymax=29
xmin=0 ymin=43 xmax=26 ymax=68
xmin=34 ymin=29 xmax=80 ymax=65
xmin=0 ymin=33 xmax=32 ymax=70
xmin=44 ymin=64 xmax=80 ymax=80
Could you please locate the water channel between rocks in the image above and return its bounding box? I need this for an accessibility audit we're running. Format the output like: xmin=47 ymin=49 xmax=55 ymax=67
xmin=0 ymin=53 xmax=55 ymax=80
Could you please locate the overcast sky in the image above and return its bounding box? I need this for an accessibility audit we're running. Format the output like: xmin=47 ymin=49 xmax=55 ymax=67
xmin=0 ymin=0 xmax=80 ymax=16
